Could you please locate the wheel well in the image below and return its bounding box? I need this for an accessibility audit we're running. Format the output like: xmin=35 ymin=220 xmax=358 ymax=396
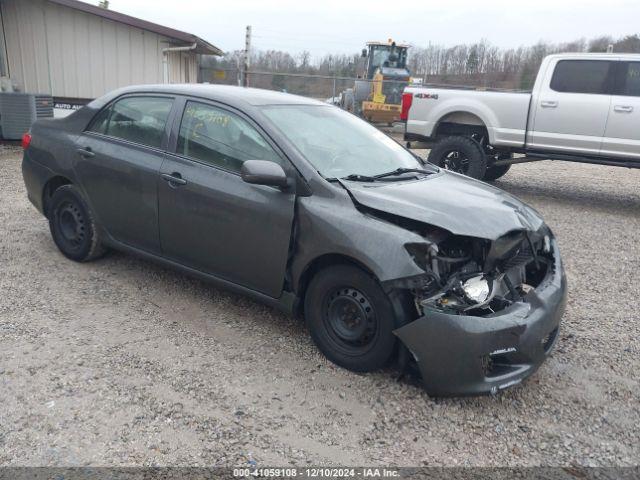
xmin=42 ymin=176 xmax=72 ymax=217
xmin=295 ymin=253 xmax=376 ymax=317
xmin=435 ymin=112 xmax=488 ymax=141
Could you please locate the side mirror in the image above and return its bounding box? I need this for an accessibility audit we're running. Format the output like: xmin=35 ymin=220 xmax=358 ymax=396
xmin=361 ymin=48 xmax=367 ymax=58
xmin=241 ymin=160 xmax=289 ymax=189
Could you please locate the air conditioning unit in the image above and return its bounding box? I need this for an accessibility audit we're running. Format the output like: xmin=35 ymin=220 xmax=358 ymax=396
xmin=0 ymin=93 xmax=54 ymax=140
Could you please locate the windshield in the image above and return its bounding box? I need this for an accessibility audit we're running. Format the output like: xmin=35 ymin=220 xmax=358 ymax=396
xmin=261 ymin=105 xmax=423 ymax=179
xmin=370 ymin=45 xmax=408 ymax=70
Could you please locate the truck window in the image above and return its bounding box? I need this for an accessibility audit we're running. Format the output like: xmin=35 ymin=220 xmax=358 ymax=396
xmin=616 ymin=62 xmax=640 ymax=97
xmin=550 ymin=60 xmax=614 ymax=95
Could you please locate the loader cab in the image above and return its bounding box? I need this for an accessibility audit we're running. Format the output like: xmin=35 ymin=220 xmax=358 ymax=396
xmin=365 ymin=41 xmax=408 ymax=79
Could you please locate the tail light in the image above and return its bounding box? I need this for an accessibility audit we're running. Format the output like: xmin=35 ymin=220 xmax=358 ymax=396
xmin=22 ymin=132 xmax=32 ymax=150
xmin=400 ymin=93 xmax=413 ymax=121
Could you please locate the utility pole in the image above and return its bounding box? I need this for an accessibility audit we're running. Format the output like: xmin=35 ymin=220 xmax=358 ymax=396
xmin=243 ymin=25 xmax=252 ymax=87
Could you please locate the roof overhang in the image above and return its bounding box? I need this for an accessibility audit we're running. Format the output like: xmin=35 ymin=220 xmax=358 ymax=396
xmin=47 ymin=0 xmax=223 ymax=56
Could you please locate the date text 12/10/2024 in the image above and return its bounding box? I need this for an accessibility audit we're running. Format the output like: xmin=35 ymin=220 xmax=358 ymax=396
xmin=233 ymin=468 xmax=400 ymax=478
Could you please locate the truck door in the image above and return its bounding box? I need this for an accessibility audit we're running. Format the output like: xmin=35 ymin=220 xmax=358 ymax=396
xmin=530 ymin=59 xmax=615 ymax=155
xmin=601 ymin=61 xmax=640 ymax=160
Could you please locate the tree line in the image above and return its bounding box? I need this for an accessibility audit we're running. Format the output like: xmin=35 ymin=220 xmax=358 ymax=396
xmin=201 ymin=34 xmax=640 ymax=91
xmin=408 ymin=34 xmax=640 ymax=89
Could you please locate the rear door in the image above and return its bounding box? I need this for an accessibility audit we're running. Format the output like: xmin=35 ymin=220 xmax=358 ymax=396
xmin=530 ymin=59 xmax=615 ymax=155
xmin=158 ymin=98 xmax=295 ymax=298
xmin=76 ymin=95 xmax=176 ymax=254
xmin=601 ymin=61 xmax=640 ymax=159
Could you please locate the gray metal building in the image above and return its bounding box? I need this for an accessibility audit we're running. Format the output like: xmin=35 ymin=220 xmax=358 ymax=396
xmin=0 ymin=0 xmax=222 ymax=111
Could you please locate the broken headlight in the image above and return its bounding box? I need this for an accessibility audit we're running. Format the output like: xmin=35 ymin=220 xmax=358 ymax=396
xmin=462 ymin=275 xmax=491 ymax=304
xmin=406 ymin=227 xmax=555 ymax=316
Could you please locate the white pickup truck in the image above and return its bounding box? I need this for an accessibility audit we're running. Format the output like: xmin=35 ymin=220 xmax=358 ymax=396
xmin=402 ymin=53 xmax=640 ymax=181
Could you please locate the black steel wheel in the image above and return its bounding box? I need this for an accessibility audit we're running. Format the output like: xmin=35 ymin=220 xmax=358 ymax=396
xmin=304 ymin=265 xmax=397 ymax=372
xmin=49 ymin=185 xmax=106 ymax=262
xmin=325 ymin=287 xmax=378 ymax=354
xmin=57 ymin=200 xmax=87 ymax=249
xmin=428 ymin=136 xmax=487 ymax=179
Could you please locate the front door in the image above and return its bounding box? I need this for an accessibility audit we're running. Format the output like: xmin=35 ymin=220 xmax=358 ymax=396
xmin=158 ymin=100 xmax=295 ymax=298
xmin=530 ymin=59 xmax=615 ymax=155
xmin=601 ymin=61 xmax=640 ymax=159
xmin=75 ymin=95 xmax=175 ymax=254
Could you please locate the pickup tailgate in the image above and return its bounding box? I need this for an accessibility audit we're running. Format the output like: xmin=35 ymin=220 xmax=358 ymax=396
xmin=404 ymin=86 xmax=532 ymax=148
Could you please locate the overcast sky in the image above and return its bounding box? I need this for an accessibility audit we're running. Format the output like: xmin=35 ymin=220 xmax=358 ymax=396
xmin=110 ymin=0 xmax=639 ymax=57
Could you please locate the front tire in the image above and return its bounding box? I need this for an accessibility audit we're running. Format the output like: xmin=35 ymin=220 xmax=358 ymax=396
xmin=48 ymin=185 xmax=106 ymax=262
xmin=428 ymin=136 xmax=487 ymax=179
xmin=304 ymin=265 xmax=397 ymax=372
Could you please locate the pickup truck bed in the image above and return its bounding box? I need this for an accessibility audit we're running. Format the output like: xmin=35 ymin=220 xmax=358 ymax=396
xmin=405 ymin=88 xmax=532 ymax=148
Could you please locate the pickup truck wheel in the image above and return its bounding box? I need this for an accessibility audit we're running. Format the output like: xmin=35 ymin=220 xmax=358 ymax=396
xmin=428 ymin=136 xmax=487 ymax=179
xmin=483 ymin=164 xmax=511 ymax=182
xmin=304 ymin=265 xmax=397 ymax=373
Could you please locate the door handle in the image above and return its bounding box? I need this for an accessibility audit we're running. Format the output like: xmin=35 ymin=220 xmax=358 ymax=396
xmin=76 ymin=147 xmax=95 ymax=158
xmin=540 ymin=101 xmax=558 ymax=108
xmin=614 ymin=105 xmax=634 ymax=113
xmin=161 ymin=172 xmax=187 ymax=186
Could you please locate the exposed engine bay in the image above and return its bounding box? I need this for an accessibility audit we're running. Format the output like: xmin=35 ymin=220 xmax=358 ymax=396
xmin=390 ymin=221 xmax=564 ymax=396
xmin=404 ymin=226 xmax=554 ymax=317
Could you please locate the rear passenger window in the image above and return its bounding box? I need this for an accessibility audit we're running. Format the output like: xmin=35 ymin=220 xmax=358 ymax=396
xmin=88 ymin=96 xmax=173 ymax=149
xmin=550 ymin=60 xmax=614 ymax=95
xmin=177 ymin=101 xmax=282 ymax=173
xmin=618 ymin=62 xmax=640 ymax=97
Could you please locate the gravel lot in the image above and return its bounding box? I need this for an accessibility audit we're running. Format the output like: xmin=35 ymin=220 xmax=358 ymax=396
xmin=1 ymin=144 xmax=639 ymax=467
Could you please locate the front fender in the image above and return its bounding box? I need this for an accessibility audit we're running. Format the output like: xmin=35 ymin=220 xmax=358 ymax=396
xmin=290 ymin=190 xmax=429 ymax=292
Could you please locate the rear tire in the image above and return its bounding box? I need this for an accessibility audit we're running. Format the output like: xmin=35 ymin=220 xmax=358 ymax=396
xmin=428 ymin=136 xmax=487 ymax=179
xmin=483 ymin=164 xmax=511 ymax=182
xmin=304 ymin=265 xmax=397 ymax=373
xmin=48 ymin=185 xmax=106 ymax=262
xmin=341 ymin=89 xmax=355 ymax=113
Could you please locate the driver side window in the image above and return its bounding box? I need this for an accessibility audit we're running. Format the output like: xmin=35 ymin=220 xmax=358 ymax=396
xmin=177 ymin=101 xmax=282 ymax=173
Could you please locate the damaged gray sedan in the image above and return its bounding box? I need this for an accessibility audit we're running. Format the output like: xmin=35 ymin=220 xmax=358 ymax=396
xmin=21 ymin=85 xmax=567 ymax=396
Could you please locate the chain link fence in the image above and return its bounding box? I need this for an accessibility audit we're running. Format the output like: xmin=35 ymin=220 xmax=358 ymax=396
xmin=199 ymin=68 xmax=412 ymax=108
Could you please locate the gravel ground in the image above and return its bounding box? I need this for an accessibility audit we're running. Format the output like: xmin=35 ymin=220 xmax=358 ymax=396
xmin=1 ymin=144 xmax=639 ymax=467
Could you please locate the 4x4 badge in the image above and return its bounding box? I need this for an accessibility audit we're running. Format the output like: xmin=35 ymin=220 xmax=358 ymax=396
xmin=415 ymin=93 xmax=439 ymax=99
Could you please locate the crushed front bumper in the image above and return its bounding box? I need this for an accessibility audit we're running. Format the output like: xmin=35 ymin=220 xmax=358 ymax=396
xmin=394 ymin=240 xmax=567 ymax=397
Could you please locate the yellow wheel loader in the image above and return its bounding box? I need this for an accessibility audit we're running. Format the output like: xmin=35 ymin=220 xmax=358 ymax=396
xmin=341 ymin=40 xmax=411 ymax=124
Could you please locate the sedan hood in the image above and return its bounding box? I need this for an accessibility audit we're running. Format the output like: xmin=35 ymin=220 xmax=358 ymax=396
xmin=341 ymin=171 xmax=544 ymax=240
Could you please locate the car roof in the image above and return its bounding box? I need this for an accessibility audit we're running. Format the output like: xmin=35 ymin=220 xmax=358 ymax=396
xmin=110 ymin=84 xmax=327 ymax=108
